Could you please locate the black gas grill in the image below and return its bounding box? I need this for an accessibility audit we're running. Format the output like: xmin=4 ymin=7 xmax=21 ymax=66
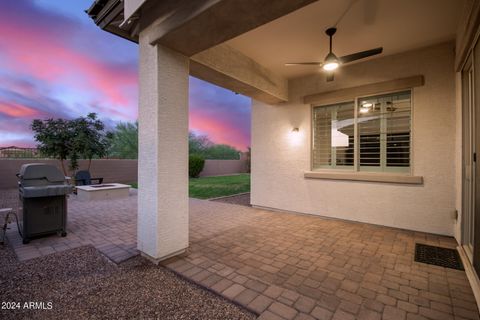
xmin=17 ymin=164 xmax=73 ymax=244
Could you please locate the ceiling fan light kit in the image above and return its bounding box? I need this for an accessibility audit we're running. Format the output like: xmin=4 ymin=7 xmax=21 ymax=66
xmin=322 ymin=52 xmax=339 ymax=71
xmin=285 ymin=26 xmax=383 ymax=81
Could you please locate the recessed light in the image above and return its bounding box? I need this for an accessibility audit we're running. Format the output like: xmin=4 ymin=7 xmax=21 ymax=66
xmin=359 ymin=107 xmax=370 ymax=114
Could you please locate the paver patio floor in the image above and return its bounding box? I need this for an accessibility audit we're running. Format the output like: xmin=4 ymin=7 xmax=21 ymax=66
xmin=3 ymin=189 xmax=479 ymax=319
xmin=168 ymin=200 xmax=479 ymax=320
xmin=5 ymin=189 xmax=138 ymax=263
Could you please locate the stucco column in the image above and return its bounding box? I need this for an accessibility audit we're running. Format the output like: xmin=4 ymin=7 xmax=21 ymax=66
xmin=137 ymin=31 xmax=189 ymax=262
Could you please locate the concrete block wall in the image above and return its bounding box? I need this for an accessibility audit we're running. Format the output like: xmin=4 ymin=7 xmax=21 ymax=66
xmin=0 ymin=159 xmax=138 ymax=189
xmin=199 ymin=159 xmax=248 ymax=177
xmin=0 ymin=159 xmax=248 ymax=189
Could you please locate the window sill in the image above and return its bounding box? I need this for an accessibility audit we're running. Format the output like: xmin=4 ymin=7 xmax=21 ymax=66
xmin=304 ymin=171 xmax=423 ymax=185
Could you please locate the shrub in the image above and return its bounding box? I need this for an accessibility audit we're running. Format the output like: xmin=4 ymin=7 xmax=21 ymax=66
xmin=189 ymin=155 xmax=205 ymax=178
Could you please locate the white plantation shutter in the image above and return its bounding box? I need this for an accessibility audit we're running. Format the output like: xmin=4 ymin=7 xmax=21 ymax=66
xmin=358 ymin=91 xmax=411 ymax=172
xmin=312 ymin=90 xmax=412 ymax=173
xmin=313 ymin=102 xmax=355 ymax=169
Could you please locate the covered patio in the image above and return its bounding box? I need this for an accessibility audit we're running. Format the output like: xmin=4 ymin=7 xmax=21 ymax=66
xmin=4 ymin=191 xmax=477 ymax=319
xmin=83 ymin=0 xmax=472 ymax=265
xmin=78 ymin=0 xmax=480 ymax=318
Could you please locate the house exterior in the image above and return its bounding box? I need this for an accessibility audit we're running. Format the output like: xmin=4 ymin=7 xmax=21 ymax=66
xmin=252 ymin=42 xmax=456 ymax=236
xmin=87 ymin=0 xmax=480 ymax=305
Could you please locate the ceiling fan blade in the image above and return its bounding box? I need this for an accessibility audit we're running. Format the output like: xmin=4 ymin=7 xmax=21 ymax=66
xmin=326 ymin=73 xmax=335 ymax=82
xmin=285 ymin=62 xmax=323 ymax=66
xmin=339 ymin=47 xmax=383 ymax=64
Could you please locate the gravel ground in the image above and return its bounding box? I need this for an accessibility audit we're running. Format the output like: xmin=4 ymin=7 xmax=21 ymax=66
xmin=0 ymin=244 xmax=255 ymax=320
xmin=211 ymin=193 xmax=251 ymax=207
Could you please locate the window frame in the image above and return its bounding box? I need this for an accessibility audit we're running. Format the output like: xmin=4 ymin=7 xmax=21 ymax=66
xmin=310 ymin=88 xmax=414 ymax=175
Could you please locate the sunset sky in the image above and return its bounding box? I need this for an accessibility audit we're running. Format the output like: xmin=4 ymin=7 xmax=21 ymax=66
xmin=0 ymin=0 xmax=251 ymax=151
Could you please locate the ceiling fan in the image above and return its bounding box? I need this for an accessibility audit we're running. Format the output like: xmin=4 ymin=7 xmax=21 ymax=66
xmin=285 ymin=27 xmax=383 ymax=81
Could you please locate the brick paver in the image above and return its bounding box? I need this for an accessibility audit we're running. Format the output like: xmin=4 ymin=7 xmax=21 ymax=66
xmin=164 ymin=200 xmax=479 ymax=320
xmin=4 ymin=190 xmax=480 ymax=320
xmin=5 ymin=189 xmax=138 ymax=263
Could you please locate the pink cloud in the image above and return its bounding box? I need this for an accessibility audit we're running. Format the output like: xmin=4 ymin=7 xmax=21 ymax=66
xmin=0 ymin=17 xmax=137 ymax=108
xmin=0 ymin=2 xmax=251 ymax=151
xmin=0 ymin=102 xmax=40 ymax=117
xmin=189 ymin=108 xmax=249 ymax=150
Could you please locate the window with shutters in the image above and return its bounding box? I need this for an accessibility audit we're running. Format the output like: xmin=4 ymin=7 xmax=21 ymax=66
xmin=312 ymin=90 xmax=412 ymax=173
xmin=312 ymin=102 xmax=355 ymax=169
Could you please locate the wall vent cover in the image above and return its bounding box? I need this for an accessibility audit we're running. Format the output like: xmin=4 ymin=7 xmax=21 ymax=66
xmin=414 ymin=243 xmax=464 ymax=270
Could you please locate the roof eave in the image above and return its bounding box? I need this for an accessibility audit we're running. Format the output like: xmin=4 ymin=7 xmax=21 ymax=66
xmin=86 ymin=0 xmax=139 ymax=43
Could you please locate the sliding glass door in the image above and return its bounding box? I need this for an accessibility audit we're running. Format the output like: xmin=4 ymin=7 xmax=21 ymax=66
xmin=462 ymin=54 xmax=475 ymax=262
xmin=462 ymin=37 xmax=480 ymax=274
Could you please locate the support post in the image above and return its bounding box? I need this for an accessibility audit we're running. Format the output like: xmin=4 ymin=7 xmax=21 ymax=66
xmin=137 ymin=31 xmax=189 ymax=262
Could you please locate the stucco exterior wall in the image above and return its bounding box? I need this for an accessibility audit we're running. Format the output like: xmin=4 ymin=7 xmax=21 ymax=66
xmin=251 ymin=42 xmax=457 ymax=236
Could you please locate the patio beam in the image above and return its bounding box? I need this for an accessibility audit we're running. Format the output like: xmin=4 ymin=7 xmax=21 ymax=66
xmin=90 ymin=0 xmax=293 ymax=103
xmin=190 ymin=44 xmax=288 ymax=104
xmin=137 ymin=29 xmax=189 ymax=262
xmin=303 ymin=75 xmax=425 ymax=105
xmin=140 ymin=0 xmax=317 ymax=56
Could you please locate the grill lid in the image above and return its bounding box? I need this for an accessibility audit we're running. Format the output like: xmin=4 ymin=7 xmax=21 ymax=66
xmin=21 ymin=185 xmax=73 ymax=198
xmin=18 ymin=164 xmax=65 ymax=184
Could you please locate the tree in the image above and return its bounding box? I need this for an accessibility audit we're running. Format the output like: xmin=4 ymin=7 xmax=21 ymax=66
xmin=71 ymin=113 xmax=111 ymax=171
xmin=31 ymin=113 xmax=110 ymax=175
xmin=31 ymin=118 xmax=74 ymax=175
xmin=189 ymin=132 xmax=212 ymax=155
xmin=202 ymin=144 xmax=240 ymax=160
xmin=102 ymin=128 xmax=241 ymax=160
xmin=109 ymin=122 xmax=138 ymax=159
xmin=188 ymin=132 xmax=240 ymax=159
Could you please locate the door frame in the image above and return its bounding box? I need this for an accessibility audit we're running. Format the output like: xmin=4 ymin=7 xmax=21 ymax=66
xmin=462 ymin=53 xmax=475 ymax=263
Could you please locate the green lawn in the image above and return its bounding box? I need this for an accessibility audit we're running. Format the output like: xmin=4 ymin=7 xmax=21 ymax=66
xmin=189 ymin=174 xmax=250 ymax=199
xmin=130 ymin=174 xmax=250 ymax=199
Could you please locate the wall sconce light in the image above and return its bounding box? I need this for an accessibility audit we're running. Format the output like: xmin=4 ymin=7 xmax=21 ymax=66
xmin=288 ymin=127 xmax=302 ymax=146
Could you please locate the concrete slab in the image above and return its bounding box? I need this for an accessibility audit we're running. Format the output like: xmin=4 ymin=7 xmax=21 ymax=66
xmin=76 ymin=183 xmax=130 ymax=201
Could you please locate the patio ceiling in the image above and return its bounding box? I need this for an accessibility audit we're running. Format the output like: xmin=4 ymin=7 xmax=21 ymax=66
xmin=226 ymin=0 xmax=467 ymax=79
xmin=89 ymin=0 xmax=467 ymax=104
